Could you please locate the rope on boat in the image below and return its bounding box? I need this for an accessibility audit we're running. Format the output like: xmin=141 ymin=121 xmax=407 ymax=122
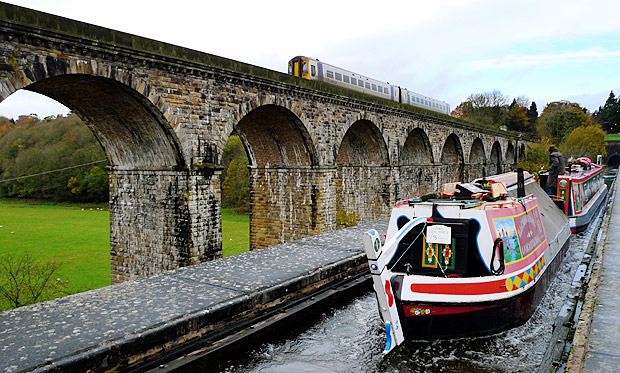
xmin=387 ymin=221 xmax=427 ymax=272
xmin=429 ymin=236 xmax=449 ymax=278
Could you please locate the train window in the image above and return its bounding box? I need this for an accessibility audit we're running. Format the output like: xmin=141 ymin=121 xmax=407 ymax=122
xmin=416 ymin=97 xmax=420 ymax=103
xmin=365 ymin=82 xmax=371 ymax=89
xmin=311 ymin=65 xmax=316 ymax=76
xmin=351 ymin=77 xmax=357 ymax=85
xmin=335 ymin=72 xmax=342 ymax=81
xmin=288 ymin=63 xmax=293 ymax=75
xmin=302 ymin=61 xmax=308 ymax=74
xmin=343 ymin=75 xmax=350 ymax=83
xmin=327 ymin=70 xmax=334 ymax=79
xmin=372 ymin=84 xmax=376 ymax=91
xmin=359 ymin=80 xmax=365 ymax=87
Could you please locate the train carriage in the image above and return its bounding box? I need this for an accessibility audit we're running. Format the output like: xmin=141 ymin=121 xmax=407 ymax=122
xmin=288 ymin=56 xmax=450 ymax=115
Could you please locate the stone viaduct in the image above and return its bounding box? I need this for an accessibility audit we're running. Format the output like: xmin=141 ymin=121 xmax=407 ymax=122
xmin=0 ymin=3 xmax=527 ymax=283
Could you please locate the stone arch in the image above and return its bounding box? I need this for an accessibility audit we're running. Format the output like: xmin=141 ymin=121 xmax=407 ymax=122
xmin=400 ymin=128 xmax=434 ymax=197
xmin=402 ymin=128 xmax=434 ymax=165
xmin=519 ymin=144 xmax=526 ymax=160
xmin=440 ymin=134 xmax=465 ymax=185
xmin=335 ymin=120 xmax=390 ymax=226
xmin=1 ymin=67 xmax=192 ymax=283
xmin=506 ymin=143 xmax=516 ymax=170
xmin=235 ymin=104 xmax=317 ymax=167
xmin=608 ymin=153 xmax=620 ymax=167
xmin=336 ymin=120 xmax=388 ymax=166
xmin=21 ymin=75 xmax=185 ymax=169
xmin=468 ymin=138 xmax=487 ymax=179
xmin=234 ymin=104 xmax=319 ymax=250
xmin=489 ymin=141 xmax=503 ymax=176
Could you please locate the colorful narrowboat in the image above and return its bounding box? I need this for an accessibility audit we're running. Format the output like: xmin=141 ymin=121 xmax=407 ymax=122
xmin=543 ymin=157 xmax=607 ymax=233
xmin=363 ymin=171 xmax=570 ymax=354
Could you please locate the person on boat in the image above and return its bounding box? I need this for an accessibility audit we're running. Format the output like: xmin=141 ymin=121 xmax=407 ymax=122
xmin=546 ymin=145 xmax=565 ymax=195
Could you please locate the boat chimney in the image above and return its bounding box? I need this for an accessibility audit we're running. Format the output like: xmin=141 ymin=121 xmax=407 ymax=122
xmin=517 ymin=168 xmax=525 ymax=198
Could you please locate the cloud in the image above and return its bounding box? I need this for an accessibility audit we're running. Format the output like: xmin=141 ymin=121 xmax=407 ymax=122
xmin=462 ymin=50 xmax=620 ymax=70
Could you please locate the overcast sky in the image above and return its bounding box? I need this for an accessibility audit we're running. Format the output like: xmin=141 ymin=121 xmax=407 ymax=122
xmin=1 ymin=0 xmax=619 ymax=120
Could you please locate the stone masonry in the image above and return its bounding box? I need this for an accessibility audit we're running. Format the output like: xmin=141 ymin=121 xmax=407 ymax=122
xmin=0 ymin=3 xmax=528 ymax=282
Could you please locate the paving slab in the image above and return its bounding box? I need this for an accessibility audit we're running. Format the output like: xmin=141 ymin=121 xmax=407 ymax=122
xmin=582 ymin=178 xmax=620 ymax=372
xmin=0 ymin=220 xmax=388 ymax=373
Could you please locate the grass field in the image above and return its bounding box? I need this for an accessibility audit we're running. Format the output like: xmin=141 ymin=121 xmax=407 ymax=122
xmin=0 ymin=200 xmax=249 ymax=307
xmin=605 ymin=133 xmax=620 ymax=141
xmin=0 ymin=200 xmax=110 ymax=294
xmin=221 ymin=207 xmax=250 ymax=256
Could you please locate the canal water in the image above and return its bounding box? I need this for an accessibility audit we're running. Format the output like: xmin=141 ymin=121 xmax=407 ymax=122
xmin=214 ymin=228 xmax=594 ymax=372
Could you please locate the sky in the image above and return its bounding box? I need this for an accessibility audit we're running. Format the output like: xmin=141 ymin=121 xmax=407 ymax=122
xmin=1 ymin=0 xmax=619 ymax=120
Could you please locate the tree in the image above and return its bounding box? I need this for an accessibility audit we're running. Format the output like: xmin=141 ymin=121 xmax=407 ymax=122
xmin=222 ymin=158 xmax=249 ymax=210
xmin=561 ymin=125 xmax=607 ymax=160
xmin=594 ymin=91 xmax=620 ymax=133
xmin=220 ymin=135 xmax=250 ymax=210
xmin=67 ymin=165 xmax=109 ymax=202
xmin=516 ymin=140 xmax=550 ymax=175
xmin=0 ymin=252 xmax=69 ymax=310
xmin=454 ymin=90 xmax=510 ymax=128
xmin=505 ymin=99 xmax=529 ymax=132
xmin=536 ymin=101 xmax=594 ymax=144
xmin=526 ymin=102 xmax=538 ymax=126
xmin=0 ymin=114 xmax=108 ymax=202
xmin=451 ymin=101 xmax=472 ymax=119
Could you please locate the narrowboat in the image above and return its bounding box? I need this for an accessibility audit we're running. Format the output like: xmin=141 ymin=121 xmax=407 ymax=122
xmin=363 ymin=171 xmax=570 ymax=355
xmin=541 ymin=157 xmax=607 ymax=233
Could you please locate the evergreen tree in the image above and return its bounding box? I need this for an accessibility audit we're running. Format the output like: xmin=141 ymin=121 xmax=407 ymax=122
xmin=594 ymin=91 xmax=619 ymax=133
xmin=527 ymin=102 xmax=538 ymax=128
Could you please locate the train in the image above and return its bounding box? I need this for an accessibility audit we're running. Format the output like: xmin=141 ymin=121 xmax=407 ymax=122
xmin=288 ymin=56 xmax=451 ymax=115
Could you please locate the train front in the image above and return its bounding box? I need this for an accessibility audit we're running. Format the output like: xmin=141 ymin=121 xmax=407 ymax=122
xmin=288 ymin=56 xmax=310 ymax=79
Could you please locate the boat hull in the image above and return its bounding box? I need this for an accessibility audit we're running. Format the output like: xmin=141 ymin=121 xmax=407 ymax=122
xmin=569 ymin=183 xmax=607 ymax=233
xmin=395 ymin=237 xmax=570 ymax=339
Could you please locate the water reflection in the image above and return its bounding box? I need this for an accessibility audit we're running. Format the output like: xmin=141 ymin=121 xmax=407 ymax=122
xmin=219 ymin=230 xmax=591 ymax=373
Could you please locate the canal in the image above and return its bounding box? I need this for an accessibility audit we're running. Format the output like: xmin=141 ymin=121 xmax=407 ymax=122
xmin=207 ymin=227 xmax=595 ymax=372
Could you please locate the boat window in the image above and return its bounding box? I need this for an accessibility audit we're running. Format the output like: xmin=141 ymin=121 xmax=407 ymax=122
xmin=343 ymin=75 xmax=350 ymax=83
xmin=397 ymin=216 xmax=411 ymax=230
xmin=335 ymin=72 xmax=342 ymax=81
xmin=351 ymin=77 xmax=357 ymax=85
xmin=327 ymin=70 xmax=334 ymax=79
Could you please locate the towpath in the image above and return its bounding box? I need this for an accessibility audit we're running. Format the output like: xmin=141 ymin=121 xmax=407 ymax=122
xmin=0 ymin=220 xmax=387 ymax=373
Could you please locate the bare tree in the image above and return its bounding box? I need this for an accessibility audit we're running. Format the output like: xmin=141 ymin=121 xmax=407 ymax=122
xmin=0 ymin=252 xmax=67 ymax=310
xmin=515 ymin=95 xmax=531 ymax=109
xmin=467 ymin=90 xmax=509 ymax=109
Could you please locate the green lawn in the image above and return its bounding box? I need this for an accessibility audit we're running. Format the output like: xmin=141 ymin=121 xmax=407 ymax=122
xmin=0 ymin=200 xmax=249 ymax=307
xmin=221 ymin=207 xmax=250 ymax=256
xmin=0 ymin=200 xmax=111 ymax=293
xmin=606 ymin=133 xmax=620 ymax=141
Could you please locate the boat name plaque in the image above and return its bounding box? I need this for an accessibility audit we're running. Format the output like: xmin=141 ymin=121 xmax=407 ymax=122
xmin=426 ymin=225 xmax=451 ymax=245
